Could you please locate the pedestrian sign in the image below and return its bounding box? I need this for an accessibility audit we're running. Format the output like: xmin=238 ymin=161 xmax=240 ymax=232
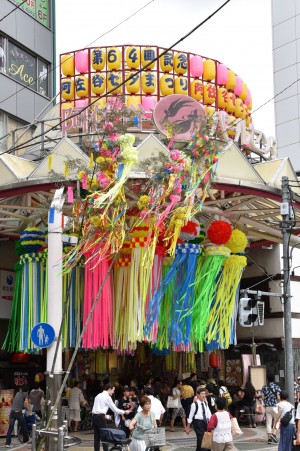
xmin=31 ymin=322 xmax=55 ymax=348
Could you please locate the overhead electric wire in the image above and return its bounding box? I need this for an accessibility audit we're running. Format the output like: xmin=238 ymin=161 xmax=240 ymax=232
xmin=0 ymin=0 xmax=28 ymax=22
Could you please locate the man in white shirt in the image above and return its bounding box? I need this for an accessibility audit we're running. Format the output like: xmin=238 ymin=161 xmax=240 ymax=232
xmin=186 ymin=386 xmax=211 ymax=451
xmin=138 ymin=387 xmax=166 ymax=425
xmin=92 ymin=383 xmax=132 ymax=451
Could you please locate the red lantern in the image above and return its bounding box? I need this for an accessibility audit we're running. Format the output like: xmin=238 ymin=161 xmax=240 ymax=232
xmin=209 ymin=352 xmax=219 ymax=368
xmin=207 ymin=220 xmax=232 ymax=245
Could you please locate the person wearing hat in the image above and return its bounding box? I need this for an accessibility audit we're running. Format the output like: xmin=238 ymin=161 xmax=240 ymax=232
xmin=186 ymin=386 xmax=211 ymax=451
xmin=118 ymin=386 xmax=137 ymax=437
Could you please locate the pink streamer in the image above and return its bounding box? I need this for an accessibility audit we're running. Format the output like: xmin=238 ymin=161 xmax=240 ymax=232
xmin=82 ymin=173 xmax=88 ymax=189
xmin=67 ymin=186 xmax=74 ymax=203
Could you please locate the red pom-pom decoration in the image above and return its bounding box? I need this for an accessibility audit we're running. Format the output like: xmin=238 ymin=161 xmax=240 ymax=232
xmin=207 ymin=220 xmax=232 ymax=245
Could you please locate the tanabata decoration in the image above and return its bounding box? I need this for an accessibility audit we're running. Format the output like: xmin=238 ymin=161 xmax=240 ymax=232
xmin=20 ymin=226 xmax=46 ymax=252
xmin=113 ymin=256 xmax=131 ymax=350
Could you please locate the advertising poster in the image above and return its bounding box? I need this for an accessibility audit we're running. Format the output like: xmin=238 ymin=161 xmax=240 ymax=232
xmin=0 ymin=269 xmax=15 ymax=319
xmin=0 ymin=389 xmax=14 ymax=436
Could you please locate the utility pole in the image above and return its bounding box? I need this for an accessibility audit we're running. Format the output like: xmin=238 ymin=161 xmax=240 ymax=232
xmin=281 ymin=176 xmax=294 ymax=400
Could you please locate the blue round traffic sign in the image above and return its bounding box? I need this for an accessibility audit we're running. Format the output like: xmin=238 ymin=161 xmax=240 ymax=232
xmin=31 ymin=322 xmax=55 ymax=348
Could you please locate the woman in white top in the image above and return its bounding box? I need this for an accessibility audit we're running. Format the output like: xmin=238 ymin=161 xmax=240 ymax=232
xmin=207 ymin=397 xmax=233 ymax=451
xmin=275 ymin=390 xmax=295 ymax=451
xmin=169 ymin=380 xmax=187 ymax=432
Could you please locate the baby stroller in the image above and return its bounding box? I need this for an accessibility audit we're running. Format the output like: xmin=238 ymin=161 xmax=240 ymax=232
xmin=100 ymin=427 xmax=131 ymax=451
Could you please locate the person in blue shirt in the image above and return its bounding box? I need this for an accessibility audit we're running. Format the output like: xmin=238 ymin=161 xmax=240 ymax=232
xmin=262 ymin=374 xmax=281 ymax=444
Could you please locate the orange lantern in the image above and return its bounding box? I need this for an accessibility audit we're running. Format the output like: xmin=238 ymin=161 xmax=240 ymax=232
xmin=226 ymin=69 xmax=236 ymax=91
xmin=203 ymin=59 xmax=216 ymax=81
xmin=209 ymin=352 xmax=219 ymax=368
xmin=217 ymin=87 xmax=228 ymax=109
xmin=203 ymin=83 xmax=216 ymax=105
xmin=234 ymin=98 xmax=246 ymax=119
xmin=225 ymin=92 xmax=236 ymax=114
xmin=190 ymin=80 xmax=203 ymax=101
xmin=240 ymin=82 xmax=248 ymax=101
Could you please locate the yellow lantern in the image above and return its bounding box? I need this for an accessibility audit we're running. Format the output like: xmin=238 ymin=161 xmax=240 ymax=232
xmin=142 ymin=72 xmax=156 ymax=94
xmin=107 ymin=47 xmax=121 ymax=70
xmin=91 ymin=73 xmax=106 ymax=95
xmin=203 ymin=59 xmax=216 ymax=81
xmin=228 ymin=115 xmax=237 ymax=137
xmin=126 ymin=95 xmax=141 ymax=109
xmin=190 ymin=79 xmax=203 ymax=101
xmin=240 ymin=82 xmax=248 ymax=101
xmin=203 ymin=83 xmax=216 ymax=104
xmin=234 ymin=98 xmax=246 ymax=119
xmin=61 ymin=78 xmax=75 ymax=101
xmin=160 ymin=51 xmax=173 ymax=72
xmin=61 ymin=101 xmax=74 ymax=110
xmin=75 ymin=75 xmax=89 ymax=98
xmin=225 ymin=92 xmax=236 ymax=114
xmin=91 ymin=49 xmax=106 ymax=71
xmin=160 ymin=74 xmax=174 ymax=96
xmin=174 ymin=76 xmax=188 ymax=95
xmin=126 ymin=46 xmax=140 ymax=69
xmin=174 ymin=52 xmax=187 ymax=75
xmin=226 ymin=70 xmax=236 ymax=91
xmin=141 ymin=47 xmax=156 ymax=69
xmin=205 ymin=106 xmax=215 ymax=117
xmin=126 ymin=72 xmax=141 ymax=94
xmin=61 ymin=54 xmax=74 ymax=77
xmin=107 ymin=71 xmax=122 ymax=94
xmin=217 ymin=87 xmax=228 ymax=109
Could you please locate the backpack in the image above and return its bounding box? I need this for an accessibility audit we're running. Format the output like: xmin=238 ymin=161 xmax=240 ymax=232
xmin=191 ymin=401 xmax=198 ymax=424
xmin=220 ymin=387 xmax=232 ymax=407
xmin=280 ymin=407 xmax=293 ymax=427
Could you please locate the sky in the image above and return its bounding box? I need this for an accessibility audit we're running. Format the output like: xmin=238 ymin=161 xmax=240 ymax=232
xmin=55 ymin=0 xmax=275 ymax=137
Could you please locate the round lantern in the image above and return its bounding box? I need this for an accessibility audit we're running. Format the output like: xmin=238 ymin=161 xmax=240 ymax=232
xmin=209 ymin=352 xmax=219 ymax=368
xmin=217 ymin=87 xmax=228 ymax=109
xmin=207 ymin=220 xmax=232 ymax=245
xmin=126 ymin=72 xmax=141 ymax=94
xmin=107 ymin=72 xmax=122 ymax=94
xmin=174 ymin=52 xmax=188 ymax=75
xmin=126 ymin=46 xmax=141 ymax=69
xmin=174 ymin=76 xmax=188 ymax=95
xmin=190 ymin=79 xmax=203 ymax=101
xmin=226 ymin=69 xmax=236 ymax=91
xmin=126 ymin=95 xmax=141 ymax=109
xmin=225 ymin=92 xmax=236 ymax=114
xmin=142 ymin=72 xmax=156 ymax=94
xmin=75 ymin=75 xmax=89 ymax=98
xmin=204 ymin=83 xmax=216 ymax=105
xmin=75 ymin=50 xmax=88 ymax=73
xmin=240 ymin=82 xmax=248 ymax=101
xmin=142 ymin=96 xmax=156 ymax=111
xmin=244 ymin=89 xmax=252 ymax=107
xmin=20 ymin=227 xmax=45 ymax=252
xmin=225 ymin=229 xmax=248 ymax=253
xmin=107 ymin=47 xmax=121 ymax=70
xmin=91 ymin=48 xmax=106 ymax=71
xmin=160 ymin=74 xmax=174 ymax=96
xmin=91 ymin=73 xmax=106 ymax=95
xmin=234 ymin=76 xmax=243 ymax=97
xmin=61 ymin=78 xmax=74 ymax=101
xmin=190 ymin=55 xmax=203 ymax=78
xmin=141 ymin=47 xmax=156 ymax=69
xmin=203 ymin=59 xmax=216 ymax=81
xmin=61 ymin=54 xmax=74 ymax=77
xmin=234 ymin=98 xmax=246 ymax=119
xmin=217 ymin=63 xmax=228 ymax=86
xmin=160 ymin=51 xmax=173 ymax=72
xmin=61 ymin=101 xmax=74 ymax=110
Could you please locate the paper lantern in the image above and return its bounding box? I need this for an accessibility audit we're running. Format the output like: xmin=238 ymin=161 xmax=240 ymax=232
xmin=91 ymin=48 xmax=106 ymax=71
xmin=190 ymin=55 xmax=203 ymax=78
xmin=217 ymin=87 xmax=228 ymax=109
xmin=225 ymin=229 xmax=248 ymax=253
xmin=174 ymin=76 xmax=188 ymax=95
xmin=190 ymin=79 xmax=203 ymax=101
xmin=227 ymin=115 xmax=236 ymax=137
xmin=234 ymin=76 xmax=242 ymax=97
xmin=141 ymin=47 xmax=156 ymax=69
xmin=75 ymin=50 xmax=88 ymax=73
xmin=91 ymin=73 xmax=106 ymax=95
xmin=174 ymin=52 xmax=188 ymax=75
xmin=160 ymin=51 xmax=173 ymax=72
xmin=142 ymin=96 xmax=156 ymax=111
xmin=226 ymin=69 xmax=236 ymax=91
xmin=209 ymin=352 xmax=219 ymax=368
xmin=107 ymin=72 xmax=122 ymax=94
xmin=75 ymin=75 xmax=89 ymax=97
xmin=244 ymin=89 xmax=252 ymax=107
xmin=240 ymin=82 xmax=248 ymax=101
xmin=217 ymin=63 xmax=228 ymax=86
xmin=126 ymin=72 xmax=141 ymax=94
xmin=203 ymin=59 xmax=216 ymax=81
xmin=160 ymin=74 xmax=174 ymax=96
xmin=107 ymin=47 xmax=121 ymax=70
xmin=207 ymin=220 xmax=232 ymax=245
xmin=204 ymin=83 xmax=216 ymax=105
xmin=142 ymin=72 xmax=156 ymax=94
xmin=234 ymin=98 xmax=246 ymax=119
xmin=61 ymin=54 xmax=74 ymax=77
xmin=61 ymin=78 xmax=74 ymax=100
xmin=126 ymin=95 xmax=141 ymax=109
xmin=20 ymin=226 xmax=45 ymax=252
xmin=61 ymin=101 xmax=74 ymax=109
xmin=126 ymin=46 xmax=141 ymax=69
xmin=225 ymin=92 xmax=236 ymax=114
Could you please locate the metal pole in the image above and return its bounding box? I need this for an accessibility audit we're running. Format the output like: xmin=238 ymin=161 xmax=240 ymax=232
xmin=57 ymin=426 xmax=64 ymax=451
xmin=31 ymin=423 xmax=36 ymax=451
xmin=281 ymin=176 xmax=294 ymax=399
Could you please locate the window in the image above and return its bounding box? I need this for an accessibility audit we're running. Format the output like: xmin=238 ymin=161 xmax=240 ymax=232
xmin=9 ymin=0 xmax=51 ymax=29
xmin=0 ymin=35 xmax=49 ymax=97
xmin=0 ymin=110 xmax=34 ymax=155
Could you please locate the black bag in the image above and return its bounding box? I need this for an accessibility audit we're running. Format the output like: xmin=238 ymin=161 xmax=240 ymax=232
xmin=280 ymin=407 xmax=293 ymax=427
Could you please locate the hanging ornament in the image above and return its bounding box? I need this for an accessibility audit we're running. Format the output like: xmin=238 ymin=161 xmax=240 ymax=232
xmin=207 ymin=220 xmax=232 ymax=245
xmin=20 ymin=227 xmax=45 ymax=253
xmin=225 ymin=229 xmax=248 ymax=253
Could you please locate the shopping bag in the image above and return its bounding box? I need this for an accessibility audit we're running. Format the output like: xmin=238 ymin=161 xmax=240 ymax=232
xmin=255 ymin=400 xmax=263 ymax=413
xmin=166 ymin=396 xmax=179 ymax=409
xmin=201 ymin=431 xmax=213 ymax=449
xmin=231 ymin=417 xmax=243 ymax=437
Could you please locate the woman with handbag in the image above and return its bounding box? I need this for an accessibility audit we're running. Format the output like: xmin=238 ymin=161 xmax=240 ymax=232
xmin=207 ymin=397 xmax=234 ymax=451
xmin=169 ymin=380 xmax=187 ymax=432
xmin=275 ymin=390 xmax=295 ymax=451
